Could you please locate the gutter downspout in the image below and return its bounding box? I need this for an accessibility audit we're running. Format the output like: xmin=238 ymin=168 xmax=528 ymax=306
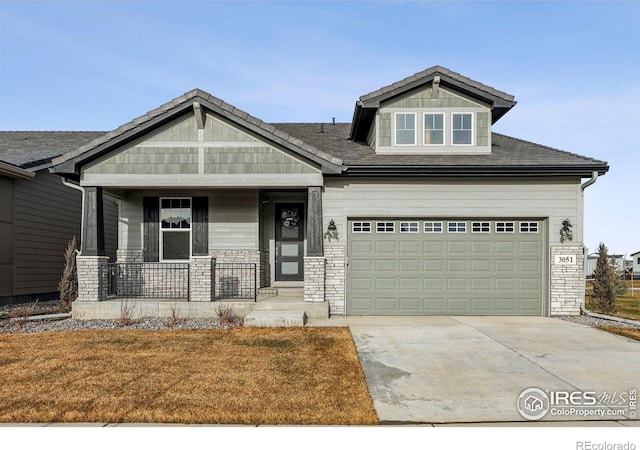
xmin=61 ymin=177 xmax=85 ymax=255
xmin=581 ymin=171 xmax=598 ymax=190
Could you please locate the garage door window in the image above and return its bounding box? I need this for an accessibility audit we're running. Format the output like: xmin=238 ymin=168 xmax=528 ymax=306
xmin=496 ymin=222 xmax=515 ymax=233
xmin=352 ymin=222 xmax=371 ymax=233
xmin=424 ymin=221 xmax=443 ymax=233
xmin=520 ymin=222 xmax=539 ymax=233
xmin=400 ymin=222 xmax=419 ymax=233
xmin=448 ymin=222 xmax=466 ymax=233
xmin=376 ymin=222 xmax=395 ymax=233
xmin=472 ymin=221 xmax=490 ymax=233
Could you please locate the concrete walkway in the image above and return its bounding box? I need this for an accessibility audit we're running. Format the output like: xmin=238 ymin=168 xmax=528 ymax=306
xmin=347 ymin=316 xmax=640 ymax=425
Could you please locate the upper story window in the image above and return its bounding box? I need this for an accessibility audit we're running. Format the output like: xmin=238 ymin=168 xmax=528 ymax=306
xmin=395 ymin=113 xmax=416 ymax=145
xmin=424 ymin=113 xmax=444 ymax=146
xmin=452 ymin=113 xmax=473 ymax=145
xmin=160 ymin=197 xmax=191 ymax=261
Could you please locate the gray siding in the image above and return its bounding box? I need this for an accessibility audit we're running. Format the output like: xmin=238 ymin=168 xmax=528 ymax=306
xmin=323 ymin=177 xmax=583 ymax=246
xmin=376 ymin=86 xmax=491 ymax=153
xmin=0 ymin=177 xmax=14 ymax=297
xmin=118 ymin=189 xmax=259 ymax=256
xmin=13 ymin=171 xmax=81 ymax=296
xmin=1 ymin=171 xmax=117 ymax=298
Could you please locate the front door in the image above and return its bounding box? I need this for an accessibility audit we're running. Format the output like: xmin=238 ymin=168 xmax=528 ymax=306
xmin=275 ymin=203 xmax=304 ymax=281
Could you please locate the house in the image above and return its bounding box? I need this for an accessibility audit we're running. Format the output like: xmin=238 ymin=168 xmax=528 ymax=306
xmin=584 ymin=253 xmax=625 ymax=278
xmin=0 ymin=132 xmax=118 ymax=305
xmin=50 ymin=66 xmax=608 ymax=318
xmin=631 ymin=251 xmax=640 ymax=276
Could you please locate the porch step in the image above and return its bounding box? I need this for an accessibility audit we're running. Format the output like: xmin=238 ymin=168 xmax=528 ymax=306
xmin=243 ymin=310 xmax=306 ymax=327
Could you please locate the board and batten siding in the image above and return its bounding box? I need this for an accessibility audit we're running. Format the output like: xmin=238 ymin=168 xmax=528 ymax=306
xmin=118 ymin=189 xmax=259 ymax=256
xmin=322 ymin=177 xmax=583 ymax=246
xmin=83 ymin=113 xmax=322 ymax=187
xmin=8 ymin=171 xmax=117 ymax=297
xmin=375 ymin=86 xmax=491 ymax=153
xmin=0 ymin=177 xmax=14 ymax=297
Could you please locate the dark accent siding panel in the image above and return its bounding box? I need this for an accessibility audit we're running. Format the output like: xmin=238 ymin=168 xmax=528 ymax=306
xmin=143 ymin=196 xmax=159 ymax=262
xmin=103 ymin=194 xmax=118 ymax=261
xmin=13 ymin=171 xmax=82 ymax=296
xmin=192 ymin=196 xmax=208 ymax=256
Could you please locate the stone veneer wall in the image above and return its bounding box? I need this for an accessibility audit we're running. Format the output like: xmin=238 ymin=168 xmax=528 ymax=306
xmin=76 ymin=255 xmax=110 ymax=302
xmin=550 ymin=245 xmax=585 ymax=316
xmin=116 ymin=249 xmax=143 ymax=263
xmin=325 ymin=246 xmax=346 ymax=315
xmin=304 ymin=257 xmax=326 ymax=302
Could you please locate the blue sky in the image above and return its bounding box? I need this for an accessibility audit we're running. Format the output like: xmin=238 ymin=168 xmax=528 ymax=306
xmin=0 ymin=1 xmax=638 ymax=256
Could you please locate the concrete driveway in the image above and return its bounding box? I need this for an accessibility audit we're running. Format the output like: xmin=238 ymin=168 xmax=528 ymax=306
xmin=347 ymin=316 xmax=640 ymax=424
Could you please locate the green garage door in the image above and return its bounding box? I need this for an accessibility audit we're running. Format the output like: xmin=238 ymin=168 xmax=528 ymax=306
xmin=347 ymin=219 xmax=544 ymax=315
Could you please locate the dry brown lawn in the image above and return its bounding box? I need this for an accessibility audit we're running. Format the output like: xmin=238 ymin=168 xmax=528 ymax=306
xmin=0 ymin=327 xmax=378 ymax=425
xmin=599 ymin=325 xmax=640 ymax=342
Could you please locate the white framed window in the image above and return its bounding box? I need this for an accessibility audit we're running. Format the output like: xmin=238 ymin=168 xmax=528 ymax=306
xmin=394 ymin=113 xmax=416 ymax=146
xmin=352 ymin=222 xmax=371 ymax=233
xmin=452 ymin=113 xmax=473 ymax=145
xmin=424 ymin=113 xmax=445 ymax=146
xmin=400 ymin=221 xmax=419 ymax=233
xmin=376 ymin=221 xmax=395 ymax=233
xmin=496 ymin=222 xmax=515 ymax=233
xmin=160 ymin=197 xmax=191 ymax=261
xmin=520 ymin=222 xmax=539 ymax=233
xmin=472 ymin=221 xmax=491 ymax=233
xmin=424 ymin=221 xmax=443 ymax=233
xmin=448 ymin=221 xmax=466 ymax=233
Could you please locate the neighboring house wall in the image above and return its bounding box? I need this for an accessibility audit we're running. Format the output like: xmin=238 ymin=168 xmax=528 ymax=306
xmin=0 ymin=177 xmax=14 ymax=297
xmin=632 ymin=253 xmax=640 ymax=274
xmin=0 ymin=170 xmax=117 ymax=302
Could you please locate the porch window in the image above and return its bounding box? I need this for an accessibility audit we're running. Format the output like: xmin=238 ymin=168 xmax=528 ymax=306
xmin=160 ymin=198 xmax=191 ymax=260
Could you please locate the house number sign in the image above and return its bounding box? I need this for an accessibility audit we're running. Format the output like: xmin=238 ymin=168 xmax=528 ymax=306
xmin=554 ymin=255 xmax=576 ymax=265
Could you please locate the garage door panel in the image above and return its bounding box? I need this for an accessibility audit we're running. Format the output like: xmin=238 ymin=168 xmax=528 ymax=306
xmin=448 ymin=279 xmax=468 ymax=290
xmin=347 ymin=219 xmax=543 ymax=316
xmin=424 ymin=279 xmax=444 ymax=290
xmin=375 ymin=241 xmax=396 ymax=253
xmin=447 ymin=242 xmax=468 ymax=253
xmin=471 ymin=279 xmax=492 ymax=290
xmin=447 ymin=260 xmax=468 ymax=271
xmin=351 ymin=259 xmax=372 ymax=272
xmin=376 ymin=278 xmax=396 ymax=290
xmin=400 ymin=259 xmax=420 ymax=271
xmin=399 ymin=241 xmax=420 ymax=253
xmin=399 ymin=278 xmax=420 ymax=290
xmin=424 ymin=242 xmax=444 ymax=253
xmin=375 ymin=298 xmax=397 ymax=313
xmin=399 ymin=298 xmax=421 ymax=312
xmin=447 ymin=299 xmax=469 ymax=311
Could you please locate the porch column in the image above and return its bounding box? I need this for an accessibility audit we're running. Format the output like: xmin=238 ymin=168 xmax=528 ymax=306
xmin=190 ymin=256 xmax=215 ymax=302
xmin=306 ymin=186 xmax=323 ymax=257
xmin=81 ymin=186 xmax=105 ymax=256
xmin=304 ymin=186 xmax=326 ymax=302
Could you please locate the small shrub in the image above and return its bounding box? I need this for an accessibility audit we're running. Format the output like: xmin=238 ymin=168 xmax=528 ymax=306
xmin=8 ymin=300 xmax=38 ymax=331
xmin=118 ymin=298 xmax=137 ymax=326
xmin=165 ymin=302 xmax=185 ymax=328
xmin=215 ymin=303 xmax=237 ymax=324
xmin=58 ymin=236 xmax=78 ymax=308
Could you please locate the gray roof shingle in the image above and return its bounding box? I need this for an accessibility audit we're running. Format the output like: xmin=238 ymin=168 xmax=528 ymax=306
xmin=0 ymin=131 xmax=104 ymax=168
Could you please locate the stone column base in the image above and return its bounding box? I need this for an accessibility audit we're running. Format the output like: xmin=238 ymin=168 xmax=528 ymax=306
xmin=550 ymin=245 xmax=585 ymax=316
xmin=304 ymin=257 xmax=326 ymax=302
xmin=190 ymin=256 xmax=215 ymax=302
xmin=76 ymin=255 xmax=109 ymax=302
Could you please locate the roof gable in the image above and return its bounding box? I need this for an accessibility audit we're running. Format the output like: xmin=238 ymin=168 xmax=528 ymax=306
xmin=52 ymin=89 xmax=342 ymax=179
xmin=350 ymin=66 xmax=517 ymax=141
